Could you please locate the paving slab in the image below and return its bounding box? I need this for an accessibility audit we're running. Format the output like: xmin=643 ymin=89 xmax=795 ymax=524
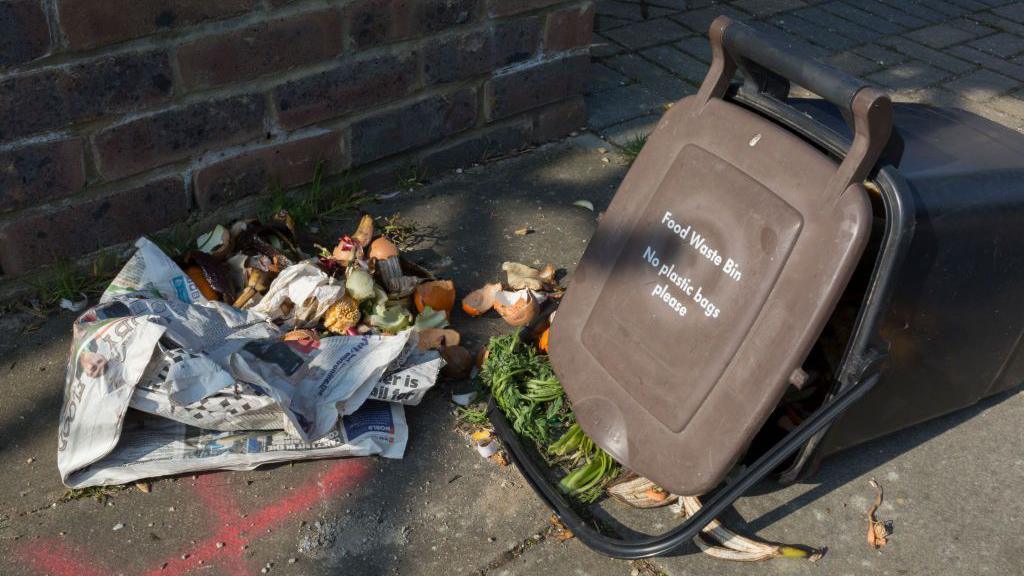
xmin=586 ymin=84 xmax=668 ymax=128
xmin=598 ymin=113 xmax=662 ymax=147
xmin=602 ymin=18 xmax=691 ymax=50
xmin=865 ymin=61 xmax=954 ymax=91
xmin=587 ymin=62 xmax=631 ymax=95
xmin=596 ymin=0 xmax=676 ymax=22
xmin=944 ymin=67 xmax=1019 ymax=100
xmin=604 ymin=53 xmax=695 ymax=100
xmin=639 ymin=45 xmax=708 ymax=85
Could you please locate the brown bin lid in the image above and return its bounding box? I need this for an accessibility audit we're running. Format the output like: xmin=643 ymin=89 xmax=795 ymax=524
xmin=549 ymin=21 xmax=892 ymax=495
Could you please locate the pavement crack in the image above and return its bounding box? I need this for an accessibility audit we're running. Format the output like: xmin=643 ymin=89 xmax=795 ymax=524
xmin=470 ymin=523 xmax=554 ymax=575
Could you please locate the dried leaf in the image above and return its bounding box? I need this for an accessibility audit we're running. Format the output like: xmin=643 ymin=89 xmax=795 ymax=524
xmin=866 ymin=479 xmax=888 ymax=549
xmin=135 ymin=481 xmax=151 ymax=494
xmin=513 ymin=227 xmax=532 ymax=236
xmin=549 ymin=514 xmax=574 ymax=541
xmin=538 ymin=264 xmax=556 ymax=285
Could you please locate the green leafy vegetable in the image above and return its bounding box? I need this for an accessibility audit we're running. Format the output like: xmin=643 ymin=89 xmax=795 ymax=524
xmin=479 ymin=334 xmax=619 ymax=502
xmin=414 ymin=306 xmax=448 ymax=330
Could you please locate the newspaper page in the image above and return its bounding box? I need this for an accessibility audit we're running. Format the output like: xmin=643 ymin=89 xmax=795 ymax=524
xmin=68 ymin=401 xmax=406 ymax=488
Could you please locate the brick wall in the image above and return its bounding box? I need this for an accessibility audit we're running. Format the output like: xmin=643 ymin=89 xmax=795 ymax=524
xmin=0 ymin=0 xmax=594 ymax=277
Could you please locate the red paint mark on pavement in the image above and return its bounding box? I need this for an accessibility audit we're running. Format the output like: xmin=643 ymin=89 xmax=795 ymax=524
xmin=194 ymin=472 xmax=244 ymax=527
xmin=15 ymin=539 xmax=112 ymax=576
xmin=17 ymin=459 xmax=371 ymax=576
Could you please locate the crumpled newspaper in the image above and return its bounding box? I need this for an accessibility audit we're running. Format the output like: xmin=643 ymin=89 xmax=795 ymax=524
xmin=57 ymin=238 xmax=442 ymax=488
xmin=251 ymin=261 xmax=345 ymax=328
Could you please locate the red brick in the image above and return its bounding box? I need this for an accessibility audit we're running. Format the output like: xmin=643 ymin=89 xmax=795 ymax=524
xmin=273 ymin=50 xmax=418 ymax=130
xmin=345 ymin=0 xmax=478 ymax=50
xmin=93 ymin=94 xmax=266 ymax=180
xmin=0 ymin=176 xmax=187 ymax=275
xmin=0 ymin=50 xmax=173 ymax=143
xmin=350 ymin=87 xmax=478 ymax=166
xmin=544 ymin=2 xmax=594 ymax=53
xmin=193 ymin=130 xmax=346 ymax=211
xmin=0 ymin=137 xmax=86 ymax=213
xmin=0 ymin=0 xmax=50 ymax=68
xmin=532 ymin=94 xmax=585 ymax=141
xmin=487 ymin=0 xmax=562 ymax=17
xmin=58 ymin=0 xmax=256 ymax=50
xmin=484 ymin=54 xmax=588 ymax=120
xmin=177 ymin=9 xmax=343 ymax=90
xmin=423 ymin=17 xmax=540 ymax=85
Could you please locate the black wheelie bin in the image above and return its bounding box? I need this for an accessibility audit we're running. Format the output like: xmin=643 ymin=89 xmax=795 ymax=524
xmin=488 ymin=15 xmax=1024 ymax=559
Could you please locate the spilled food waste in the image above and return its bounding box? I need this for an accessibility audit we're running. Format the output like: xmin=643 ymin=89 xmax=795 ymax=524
xmin=57 ymin=213 xmax=456 ymax=488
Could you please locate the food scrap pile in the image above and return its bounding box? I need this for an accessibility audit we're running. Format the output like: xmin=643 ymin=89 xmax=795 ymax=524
xmin=184 ymin=213 xmax=462 ymax=353
xmin=461 ymin=261 xmax=558 ymax=327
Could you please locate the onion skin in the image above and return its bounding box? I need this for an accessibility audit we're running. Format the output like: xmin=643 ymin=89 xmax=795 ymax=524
xmin=493 ymin=290 xmax=538 ymax=327
xmin=284 ymin=329 xmax=319 ymax=342
xmin=369 ymin=237 xmax=399 ymax=260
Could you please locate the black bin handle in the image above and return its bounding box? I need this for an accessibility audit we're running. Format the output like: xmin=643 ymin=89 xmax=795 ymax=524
xmin=725 ymin=21 xmax=865 ymax=116
xmin=696 ymin=16 xmax=894 ymax=199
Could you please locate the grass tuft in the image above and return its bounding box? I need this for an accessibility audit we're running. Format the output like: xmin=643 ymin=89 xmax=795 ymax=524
xmin=262 ymin=161 xmax=365 ymax=229
xmin=152 ymin=221 xmax=198 ymax=259
xmin=376 ymin=213 xmax=423 ymax=250
xmin=27 ymin=252 xmax=121 ymax=309
xmin=395 ymin=165 xmax=426 ymax=191
xmin=456 ymin=406 xmax=489 ymax=426
xmin=60 ymin=484 xmax=128 ymax=504
xmin=620 ymin=133 xmax=649 ymax=164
